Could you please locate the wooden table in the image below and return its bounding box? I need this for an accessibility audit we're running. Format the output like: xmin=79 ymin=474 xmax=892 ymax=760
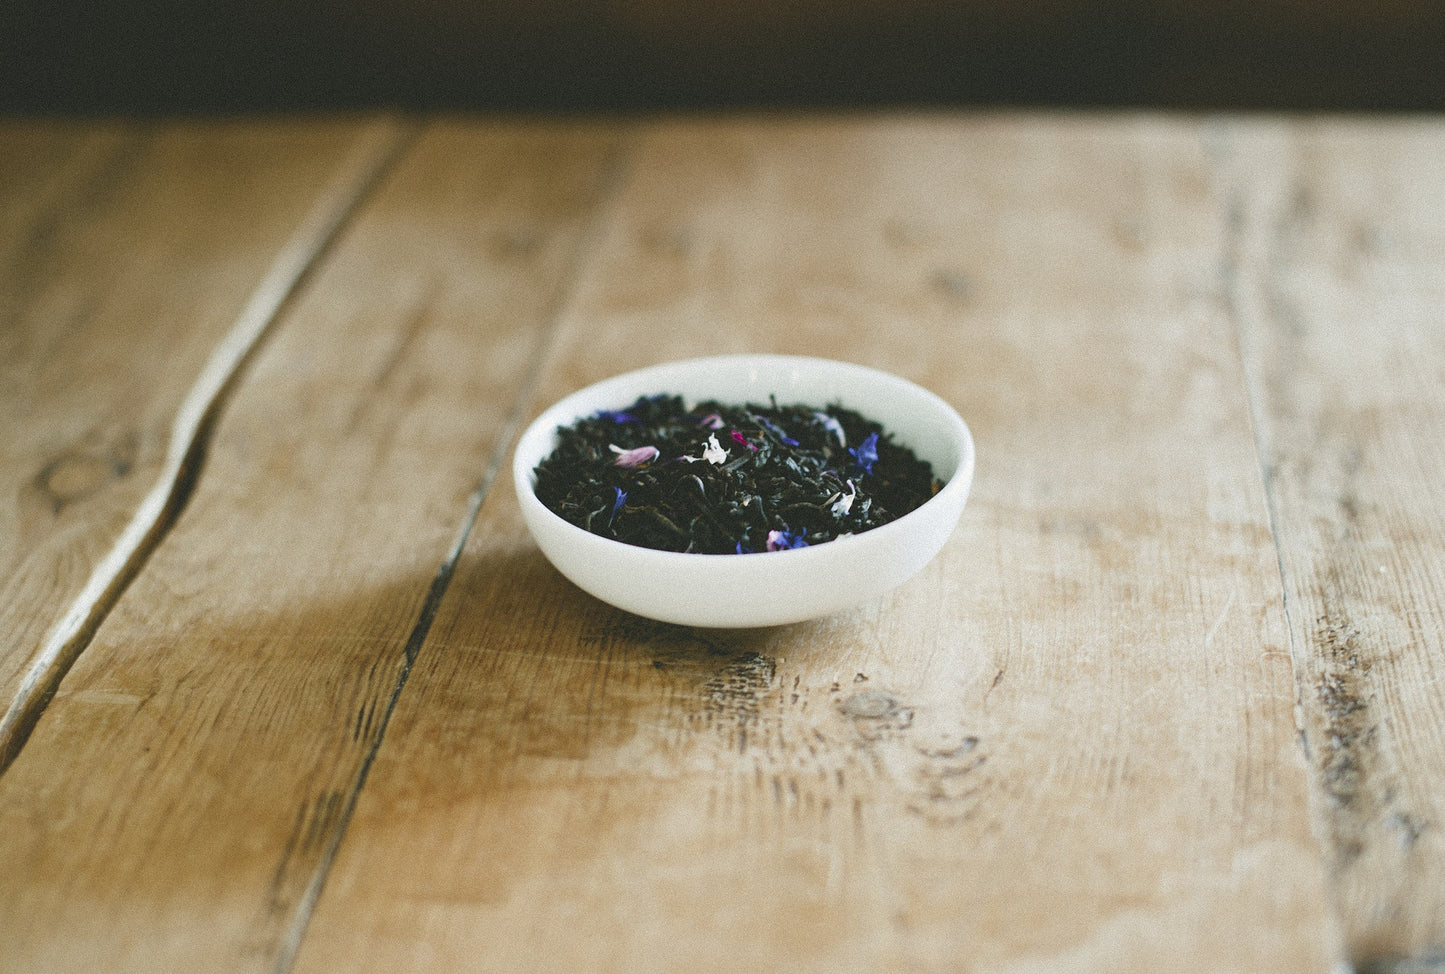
xmin=2 ymin=113 xmax=1442 ymax=973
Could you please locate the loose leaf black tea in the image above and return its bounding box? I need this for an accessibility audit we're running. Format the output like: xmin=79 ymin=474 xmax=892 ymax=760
xmin=532 ymin=394 xmax=942 ymax=554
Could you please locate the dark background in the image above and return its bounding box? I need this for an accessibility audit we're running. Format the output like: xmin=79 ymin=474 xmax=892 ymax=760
xmin=3 ymin=0 xmax=1444 ymax=114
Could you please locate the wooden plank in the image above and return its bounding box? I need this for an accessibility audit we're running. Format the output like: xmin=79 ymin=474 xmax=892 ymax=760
xmin=293 ymin=116 xmax=1338 ymax=972
xmin=0 ymin=121 xmax=129 ymax=269
xmin=0 ymin=117 xmax=405 ymax=767
xmin=1227 ymin=118 xmax=1445 ymax=968
xmin=0 ymin=121 xmax=625 ymax=972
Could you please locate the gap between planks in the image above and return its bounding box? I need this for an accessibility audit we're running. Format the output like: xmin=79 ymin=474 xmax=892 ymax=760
xmin=268 ymin=133 xmax=636 ymax=974
xmin=1211 ymin=124 xmax=1309 ymax=729
xmin=1214 ymin=123 xmax=1355 ymax=974
xmin=1218 ymin=122 xmax=1445 ymax=974
xmin=0 ymin=117 xmax=420 ymax=776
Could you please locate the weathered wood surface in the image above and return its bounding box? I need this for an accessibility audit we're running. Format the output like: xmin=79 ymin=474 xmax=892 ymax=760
xmin=1225 ymin=119 xmax=1445 ymax=968
xmin=292 ymin=117 xmax=1335 ymax=973
xmin=0 ymin=117 xmax=404 ymax=768
xmin=1 ymin=114 xmax=1443 ymax=974
xmin=0 ymin=121 xmax=624 ymax=971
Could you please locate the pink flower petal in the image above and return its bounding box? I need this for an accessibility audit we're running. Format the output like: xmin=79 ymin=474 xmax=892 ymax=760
xmin=609 ymin=444 xmax=660 ymax=467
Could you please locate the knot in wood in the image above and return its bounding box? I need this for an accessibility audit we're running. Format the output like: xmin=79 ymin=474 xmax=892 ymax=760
xmin=841 ymin=689 xmax=900 ymax=720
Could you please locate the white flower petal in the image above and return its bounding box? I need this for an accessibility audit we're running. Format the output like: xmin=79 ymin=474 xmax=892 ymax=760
xmin=702 ymin=434 xmax=728 ymax=465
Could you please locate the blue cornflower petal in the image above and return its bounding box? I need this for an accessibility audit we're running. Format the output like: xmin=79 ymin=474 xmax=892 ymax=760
xmin=849 ymin=432 xmax=880 ymax=476
xmin=609 ymin=486 xmax=627 ymax=525
xmin=766 ymin=527 xmax=809 ymax=552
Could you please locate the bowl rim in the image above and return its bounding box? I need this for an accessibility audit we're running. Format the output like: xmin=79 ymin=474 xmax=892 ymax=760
xmin=511 ymin=354 xmax=975 ymax=564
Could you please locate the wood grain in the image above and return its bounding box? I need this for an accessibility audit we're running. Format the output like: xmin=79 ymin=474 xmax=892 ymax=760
xmin=1226 ymin=118 xmax=1445 ymax=968
xmin=293 ymin=117 xmax=1337 ymax=972
xmin=0 ymin=121 xmax=624 ymax=972
xmin=0 ymin=118 xmax=403 ymax=767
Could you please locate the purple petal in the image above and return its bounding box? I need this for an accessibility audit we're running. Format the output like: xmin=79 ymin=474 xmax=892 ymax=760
xmin=752 ymin=413 xmax=799 ymax=446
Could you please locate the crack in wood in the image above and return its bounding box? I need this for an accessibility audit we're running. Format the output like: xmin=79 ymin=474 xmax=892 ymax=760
xmin=1309 ymin=572 xmax=1427 ymax=885
xmin=0 ymin=119 xmax=418 ymax=777
xmin=1224 ymin=130 xmax=1443 ymax=965
xmin=268 ymin=133 xmax=637 ymax=974
xmin=1355 ymin=953 xmax=1445 ymax=974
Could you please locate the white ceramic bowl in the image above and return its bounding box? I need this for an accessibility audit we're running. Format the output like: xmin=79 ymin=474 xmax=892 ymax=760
xmin=512 ymin=355 xmax=974 ymax=628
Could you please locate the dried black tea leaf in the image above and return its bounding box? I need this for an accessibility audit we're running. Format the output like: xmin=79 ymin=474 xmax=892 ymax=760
xmin=532 ymin=394 xmax=942 ymax=555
